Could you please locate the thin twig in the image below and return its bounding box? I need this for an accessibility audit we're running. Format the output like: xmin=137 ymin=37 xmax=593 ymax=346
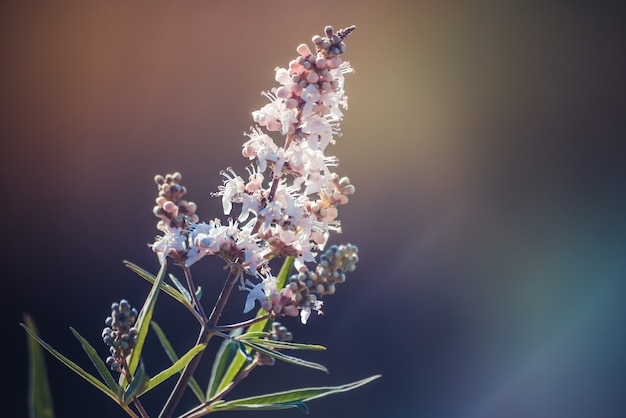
xmin=182 ymin=263 xmax=208 ymax=322
xmin=214 ymin=314 xmax=270 ymax=332
xmin=171 ymin=253 xmax=207 ymax=325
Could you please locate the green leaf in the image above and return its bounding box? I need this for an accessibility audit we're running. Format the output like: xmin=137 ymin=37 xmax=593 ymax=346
xmin=235 ymin=331 xmax=268 ymax=340
xmin=238 ymin=339 xmax=328 ymax=373
xmin=168 ymin=273 xmax=192 ymax=302
xmin=200 ymin=375 xmax=381 ymax=415
xmin=70 ymin=328 xmax=120 ymax=396
xmin=215 ymin=257 xmax=295 ymax=394
xmin=239 ymin=338 xmax=326 ymax=351
xmin=150 ymin=321 xmax=204 ymax=402
xmin=20 ymin=324 xmax=120 ymax=404
xmin=125 ymin=261 xmax=168 ymax=381
xmin=206 ymin=329 xmax=243 ymax=400
xmin=123 ymin=260 xmax=191 ymax=309
xmin=141 ymin=343 xmax=206 ymax=396
xmin=24 ymin=314 xmax=55 ymax=418
xmin=123 ymin=361 xmax=150 ymax=403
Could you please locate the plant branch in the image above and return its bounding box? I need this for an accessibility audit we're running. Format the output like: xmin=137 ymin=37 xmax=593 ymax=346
xmin=158 ymin=265 xmax=241 ymax=418
xmin=120 ymin=403 xmax=140 ymax=418
xmin=207 ymin=264 xmax=242 ymax=328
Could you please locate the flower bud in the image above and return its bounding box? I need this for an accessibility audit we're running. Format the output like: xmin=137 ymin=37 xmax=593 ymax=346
xmin=297 ymin=43 xmax=312 ymax=57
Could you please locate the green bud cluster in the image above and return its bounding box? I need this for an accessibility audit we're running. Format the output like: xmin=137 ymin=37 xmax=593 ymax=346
xmin=102 ymin=299 xmax=139 ymax=371
xmin=267 ymin=321 xmax=293 ymax=342
xmin=255 ymin=321 xmax=293 ymax=367
xmin=287 ymin=243 xmax=359 ymax=306
xmin=312 ymin=25 xmax=355 ymax=58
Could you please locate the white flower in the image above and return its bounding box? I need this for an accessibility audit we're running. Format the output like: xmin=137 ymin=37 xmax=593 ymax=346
xmin=242 ymin=274 xmax=277 ymax=313
xmin=300 ymin=300 xmax=323 ymax=324
xmin=237 ymin=228 xmax=265 ymax=274
xmin=301 ymin=84 xmax=321 ymax=116
xmin=300 ymin=114 xmax=334 ymax=151
xmin=252 ymin=92 xmax=298 ymax=136
xmin=258 ymin=201 xmax=283 ymax=231
xmin=275 ymin=67 xmax=293 ymax=87
xmin=218 ymin=169 xmax=245 ymax=216
xmin=242 ymin=128 xmax=278 ymax=172
xmin=243 ymin=280 xmax=265 ymax=314
xmin=151 ymin=225 xmax=186 ymax=264
xmin=300 ymin=308 xmax=311 ymax=324
xmin=185 ymin=219 xmax=238 ymax=266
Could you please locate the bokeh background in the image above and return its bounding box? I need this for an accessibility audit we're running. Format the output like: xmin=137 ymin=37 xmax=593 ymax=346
xmin=2 ymin=1 xmax=625 ymax=417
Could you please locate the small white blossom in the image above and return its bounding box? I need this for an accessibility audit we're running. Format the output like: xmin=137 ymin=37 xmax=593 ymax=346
xmin=242 ymin=274 xmax=277 ymax=314
xmin=185 ymin=219 xmax=238 ymax=266
xmin=300 ymin=300 xmax=324 ymax=325
xmin=151 ymin=225 xmax=186 ymax=264
xmin=242 ymin=128 xmax=278 ymax=172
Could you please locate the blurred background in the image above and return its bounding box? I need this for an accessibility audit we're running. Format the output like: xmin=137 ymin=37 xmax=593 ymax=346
xmin=2 ymin=1 xmax=625 ymax=417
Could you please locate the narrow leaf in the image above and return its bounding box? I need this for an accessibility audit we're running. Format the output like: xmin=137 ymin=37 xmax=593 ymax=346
xmin=207 ymin=330 xmax=242 ymax=400
xmin=123 ymin=361 xmax=150 ymax=403
xmin=240 ymin=338 xmax=326 ymax=351
xmin=203 ymin=375 xmax=381 ymax=415
xmin=220 ymin=375 xmax=381 ymax=408
xmin=213 ymin=349 xmax=248 ymax=396
xmin=24 ymin=314 xmax=55 ymax=418
xmin=238 ymin=339 xmax=328 ymax=373
xmin=126 ymin=261 xmax=167 ymax=379
xmin=123 ymin=260 xmax=191 ymax=309
xmin=70 ymin=328 xmax=120 ymax=395
xmin=141 ymin=344 xmax=206 ymax=396
xmin=20 ymin=324 xmax=119 ymax=404
xmin=168 ymin=273 xmax=192 ymax=302
xmin=235 ymin=331 xmax=268 ymax=340
xmin=150 ymin=322 xmax=204 ymax=402
xmin=215 ymin=257 xmax=295 ymax=394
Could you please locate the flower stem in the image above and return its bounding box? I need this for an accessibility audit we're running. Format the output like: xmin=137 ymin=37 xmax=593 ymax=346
xmin=158 ymin=265 xmax=241 ymax=418
xmin=182 ymin=262 xmax=208 ymax=323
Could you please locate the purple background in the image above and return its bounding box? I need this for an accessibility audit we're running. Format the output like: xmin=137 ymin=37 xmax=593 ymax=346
xmin=2 ymin=1 xmax=625 ymax=417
